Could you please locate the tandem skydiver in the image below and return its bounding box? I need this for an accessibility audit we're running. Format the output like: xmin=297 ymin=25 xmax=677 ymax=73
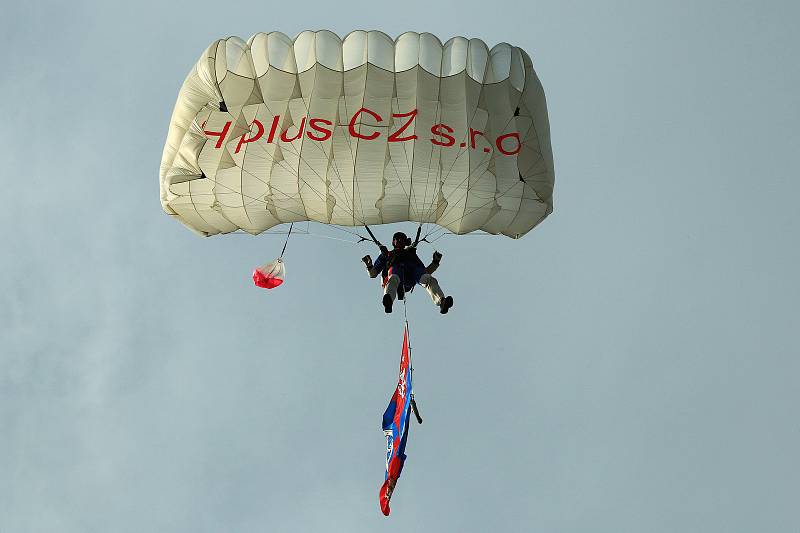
xmin=361 ymin=231 xmax=454 ymax=314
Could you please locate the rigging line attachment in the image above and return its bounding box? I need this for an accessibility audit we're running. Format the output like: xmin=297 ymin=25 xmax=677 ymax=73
xmin=412 ymin=224 xmax=423 ymax=247
xmin=364 ymin=225 xmax=384 ymax=248
xmin=404 ymin=301 xmax=422 ymax=424
xmin=279 ymin=222 xmax=293 ymax=258
xmin=411 ymin=397 xmax=423 ymax=424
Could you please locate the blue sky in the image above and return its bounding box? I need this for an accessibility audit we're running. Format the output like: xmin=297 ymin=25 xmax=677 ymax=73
xmin=2 ymin=1 xmax=799 ymax=531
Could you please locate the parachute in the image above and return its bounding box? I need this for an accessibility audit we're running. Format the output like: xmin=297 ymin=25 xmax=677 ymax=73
xmin=157 ymin=31 xmax=555 ymax=507
xmin=159 ymin=30 xmax=555 ymax=239
xmin=252 ymin=258 xmax=285 ymax=289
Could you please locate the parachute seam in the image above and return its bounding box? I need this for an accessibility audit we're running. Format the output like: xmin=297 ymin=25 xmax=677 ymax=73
xmin=347 ymin=63 xmax=369 ymax=226
xmin=289 ymin=62 xmax=360 ymax=223
xmin=446 ymin=76 xmax=493 ymax=230
xmin=237 ymin=104 xmax=261 ymax=229
xmin=418 ymin=66 xmax=444 ymax=226
xmin=295 ymin=66 xmax=318 ymax=222
xmin=232 ymin=91 xmax=366 ymax=226
xmin=458 ymin=49 xmax=493 ymax=234
xmin=429 ymin=90 xmax=520 ymax=231
xmin=238 ymin=159 xmax=368 ymax=226
xmin=424 ymin=73 xmax=486 ymax=229
xmin=195 ymin=174 xmax=337 ymax=227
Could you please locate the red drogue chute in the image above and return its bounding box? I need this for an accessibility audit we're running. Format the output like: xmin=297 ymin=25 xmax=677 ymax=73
xmin=253 ymin=258 xmax=285 ymax=289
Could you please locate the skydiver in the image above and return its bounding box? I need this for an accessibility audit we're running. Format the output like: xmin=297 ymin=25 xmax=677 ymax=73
xmin=361 ymin=231 xmax=454 ymax=314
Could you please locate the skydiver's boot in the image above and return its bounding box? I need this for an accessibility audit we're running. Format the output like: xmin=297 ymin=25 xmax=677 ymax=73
xmin=383 ymin=294 xmax=393 ymax=313
xmin=419 ymin=273 xmax=450 ymax=313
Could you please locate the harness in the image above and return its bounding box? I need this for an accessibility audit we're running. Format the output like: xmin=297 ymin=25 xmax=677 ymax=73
xmin=381 ymin=248 xmax=424 ymax=292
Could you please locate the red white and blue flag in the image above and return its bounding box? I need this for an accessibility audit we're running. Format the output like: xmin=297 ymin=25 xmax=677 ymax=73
xmin=379 ymin=326 xmax=413 ymax=516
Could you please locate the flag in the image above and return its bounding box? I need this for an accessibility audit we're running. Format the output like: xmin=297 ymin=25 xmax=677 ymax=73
xmin=379 ymin=326 xmax=413 ymax=516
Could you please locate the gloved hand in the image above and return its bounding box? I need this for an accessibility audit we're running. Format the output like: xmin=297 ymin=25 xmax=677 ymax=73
xmin=379 ymin=245 xmax=389 ymax=256
xmin=432 ymin=251 xmax=442 ymax=263
xmin=362 ymin=255 xmax=373 ymax=267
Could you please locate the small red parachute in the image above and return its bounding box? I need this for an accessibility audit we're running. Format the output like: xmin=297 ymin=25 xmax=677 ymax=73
xmin=253 ymin=258 xmax=285 ymax=289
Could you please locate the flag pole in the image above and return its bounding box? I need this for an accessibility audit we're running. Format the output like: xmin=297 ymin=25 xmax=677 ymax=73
xmin=403 ymin=300 xmax=423 ymax=424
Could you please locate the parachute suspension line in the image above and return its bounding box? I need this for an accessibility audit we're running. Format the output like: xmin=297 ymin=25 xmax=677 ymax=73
xmin=249 ymin=95 xmax=362 ymax=224
xmin=421 ymin=223 xmax=447 ymax=244
xmin=195 ymin=166 xmax=362 ymax=237
xmin=326 ymin=224 xmax=370 ymax=242
xmin=202 ymin=165 xmax=375 ymax=243
xmin=419 ymin=66 xmax=491 ymax=226
xmin=279 ymin=223 xmax=293 ymax=259
xmin=415 ymin=73 xmax=445 ymax=225
xmin=422 ymin=95 xmax=523 ymax=231
xmin=231 ymin=118 xmax=364 ymax=229
xmin=280 ymin=66 xmax=366 ymax=222
xmin=414 ymin=223 xmax=435 ymax=247
xmin=303 ymin=232 xmax=362 ymax=245
xmin=431 ymin=126 xmax=522 ymax=230
xmin=227 ymin=108 xmax=372 ymax=231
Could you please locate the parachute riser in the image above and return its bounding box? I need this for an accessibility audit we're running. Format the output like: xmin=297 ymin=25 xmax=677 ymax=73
xmin=361 ymin=223 xmax=427 ymax=249
xmin=363 ymin=225 xmax=383 ymax=249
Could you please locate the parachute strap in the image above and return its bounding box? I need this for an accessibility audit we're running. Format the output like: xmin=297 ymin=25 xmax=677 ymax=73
xmin=364 ymin=225 xmax=383 ymax=248
xmin=279 ymin=222 xmax=293 ymax=258
xmin=412 ymin=224 xmax=423 ymax=247
xmin=411 ymin=397 xmax=423 ymax=424
xmin=362 ymin=223 xmax=428 ymax=248
xmin=404 ymin=304 xmax=423 ymax=424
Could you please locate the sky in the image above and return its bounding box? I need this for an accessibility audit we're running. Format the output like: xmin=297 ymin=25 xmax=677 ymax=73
xmin=2 ymin=1 xmax=799 ymax=532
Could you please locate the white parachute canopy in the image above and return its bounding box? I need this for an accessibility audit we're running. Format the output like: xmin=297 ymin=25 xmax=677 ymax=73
xmin=160 ymin=30 xmax=555 ymax=239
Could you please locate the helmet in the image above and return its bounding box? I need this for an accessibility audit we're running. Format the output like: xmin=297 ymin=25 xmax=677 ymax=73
xmin=392 ymin=232 xmax=410 ymax=247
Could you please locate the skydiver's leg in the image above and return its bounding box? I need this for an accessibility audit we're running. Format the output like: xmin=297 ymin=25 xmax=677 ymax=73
xmin=383 ymin=274 xmax=400 ymax=313
xmin=385 ymin=274 xmax=400 ymax=301
xmin=418 ymin=273 xmax=444 ymax=306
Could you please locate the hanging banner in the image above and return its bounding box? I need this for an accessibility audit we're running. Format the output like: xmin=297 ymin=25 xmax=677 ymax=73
xmin=379 ymin=326 xmax=413 ymax=516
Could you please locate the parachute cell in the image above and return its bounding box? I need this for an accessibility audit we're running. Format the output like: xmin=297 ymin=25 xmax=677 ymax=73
xmin=160 ymin=31 xmax=555 ymax=238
